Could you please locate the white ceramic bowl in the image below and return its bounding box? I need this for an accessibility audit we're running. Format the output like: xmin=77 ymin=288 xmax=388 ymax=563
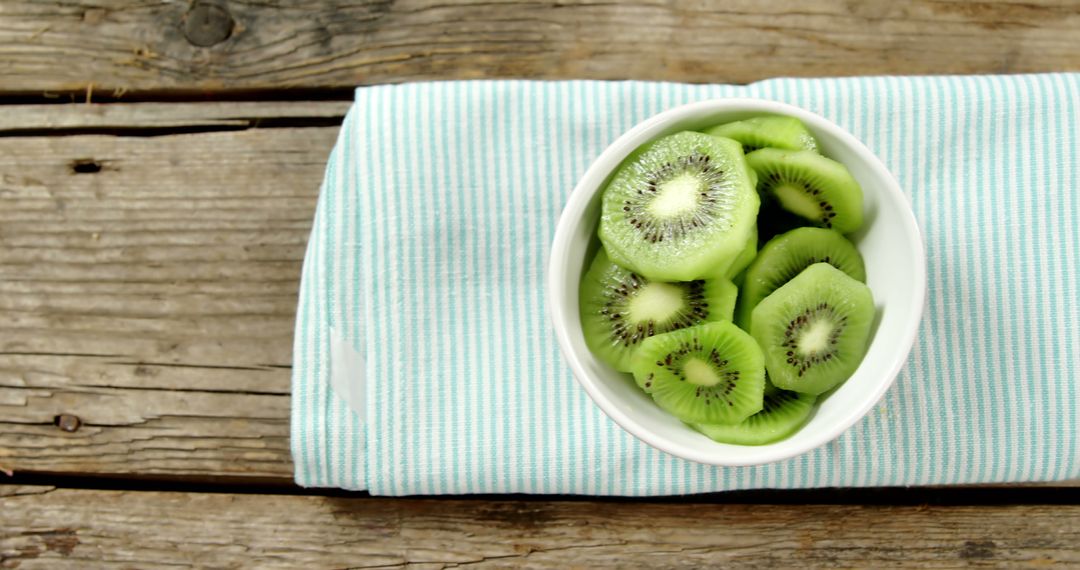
xmin=548 ymin=98 xmax=926 ymax=466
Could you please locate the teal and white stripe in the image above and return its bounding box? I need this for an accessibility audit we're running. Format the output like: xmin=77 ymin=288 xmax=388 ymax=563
xmin=292 ymin=76 xmax=1080 ymax=495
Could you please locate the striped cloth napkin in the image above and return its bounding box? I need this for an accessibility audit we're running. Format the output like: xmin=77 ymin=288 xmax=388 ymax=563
xmin=292 ymin=76 xmax=1080 ymax=495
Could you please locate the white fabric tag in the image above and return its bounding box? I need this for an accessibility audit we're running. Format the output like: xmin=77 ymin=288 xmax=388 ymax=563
xmin=329 ymin=327 xmax=366 ymax=422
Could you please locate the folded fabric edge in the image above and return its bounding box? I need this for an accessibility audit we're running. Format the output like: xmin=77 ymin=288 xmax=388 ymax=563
xmin=290 ymin=108 xmax=369 ymax=491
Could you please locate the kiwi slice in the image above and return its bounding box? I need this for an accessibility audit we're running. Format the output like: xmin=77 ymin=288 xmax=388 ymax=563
xmin=580 ymin=248 xmax=739 ymax=372
xmin=724 ymin=224 xmax=758 ymax=279
xmin=691 ymin=381 xmax=817 ymax=445
xmin=708 ymin=278 xmax=739 ymax=323
xmin=745 ymin=148 xmax=864 ymax=234
xmin=599 ymin=131 xmax=759 ymax=281
xmin=704 ymin=115 xmax=819 ymax=153
xmin=631 ymin=321 xmax=765 ymax=424
xmin=751 ymin=263 xmax=875 ymax=395
xmin=735 ymin=227 xmax=866 ymax=331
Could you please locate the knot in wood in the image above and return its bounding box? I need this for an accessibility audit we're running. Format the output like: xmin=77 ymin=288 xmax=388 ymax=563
xmin=183 ymin=3 xmax=234 ymax=47
xmin=54 ymin=414 xmax=82 ymax=433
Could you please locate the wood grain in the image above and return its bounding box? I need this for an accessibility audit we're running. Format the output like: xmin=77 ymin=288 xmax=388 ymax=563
xmin=1 ymin=487 xmax=1078 ymax=568
xmin=0 ymin=102 xmax=339 ymax=479
xmin=1 ymin=0 xmax=1078 ymax=94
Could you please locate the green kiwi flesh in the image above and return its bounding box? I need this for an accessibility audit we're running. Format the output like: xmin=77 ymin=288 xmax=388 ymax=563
xmin=631 ymin=321 xmax=765 ymax=424
xmin=724 ymin=224 xmax=758 ymax=279
xmin=580 ymin=248 xmax=739 ymax=372
xmin=709 ymin=278 xmax=739 ymax=323
xmin=599 ymin=132 xmax=759 ymax=281
xmin=735 ymin=227 xmax=866 ymax=331
xmin=691 ymin=382 xmax=817 ymax=445
xmin=745 ymin=148 xmax=864 ymax=234
xmin=750 ymin=263 xmax=875 ymax=395
xmin=704 ymin=115 xmax=819 ymax=153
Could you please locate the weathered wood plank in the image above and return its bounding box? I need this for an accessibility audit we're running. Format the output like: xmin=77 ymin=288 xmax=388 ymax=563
xmin=0 ymin=103 xmax=338 ymax=478
xmin=1 ymin=487 xmax=1078 ymax=568
xmin=1 ymin=0 xmax=1078 ymax=94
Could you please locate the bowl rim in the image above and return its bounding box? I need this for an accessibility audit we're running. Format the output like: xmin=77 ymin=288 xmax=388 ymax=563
xmin=547 ymin=97 xmax=927 ymax=466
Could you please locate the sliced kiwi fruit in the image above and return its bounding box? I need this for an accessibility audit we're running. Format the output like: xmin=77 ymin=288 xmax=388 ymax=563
xmin=580 ymin=248 xmax=739 ymax=372
xmin=710 ymin=278 xmax=739 ymax=322
xmin=735 ymin=227 xmax=865 ymax=331
xmin=724 ymin=224 xmax=758 ymax=279
xmin=745 ymin=148 xmax=863 ymax=234
xmin=751 ymin=263 xmax=875 ymax=395
xmin=631 ymin=321 xmax=765 ymax=424
xmin=704 ymin=115 xmax=819 ymax=153
xmin=599 ymin=131 xmax=759 ymax=281
xmin=691 ymin=380 xmax=817 ymax=445
xmin=725 ymin=222 xmax=760 ymax=278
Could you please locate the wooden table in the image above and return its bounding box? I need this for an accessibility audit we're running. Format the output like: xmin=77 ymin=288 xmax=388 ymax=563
xmin=2 ymin=1 xmax=1078 ymax=567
